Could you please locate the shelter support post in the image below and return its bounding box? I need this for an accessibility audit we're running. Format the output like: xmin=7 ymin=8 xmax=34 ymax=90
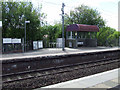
xmin=70 ymin=31 xmax=72 ymax=39
xmin=75 ymin=31 xmax=78 ymax=48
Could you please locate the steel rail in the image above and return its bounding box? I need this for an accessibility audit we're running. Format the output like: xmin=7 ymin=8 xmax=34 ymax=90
xmin=2 ymin=57 xmax=119 ymax=83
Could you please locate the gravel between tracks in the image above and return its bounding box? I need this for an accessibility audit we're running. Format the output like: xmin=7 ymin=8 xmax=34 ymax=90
xmin=2 ymin=59 xmax=119 ymax=89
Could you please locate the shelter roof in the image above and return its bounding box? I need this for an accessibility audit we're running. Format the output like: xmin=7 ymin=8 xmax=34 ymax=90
xmin=66 ymin=24 xmax=99 ymax=32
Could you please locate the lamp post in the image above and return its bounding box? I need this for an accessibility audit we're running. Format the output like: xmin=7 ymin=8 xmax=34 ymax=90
xmin=24 ymin=20 xmax=30 ymax=52
xmin=118 ymin=36 xmax=120 ymax=47
xmin=0 ymin=21 xmax=2 ymax=54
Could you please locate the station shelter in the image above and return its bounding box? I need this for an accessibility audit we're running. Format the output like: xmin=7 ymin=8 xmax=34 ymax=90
xmin=66 ymin=24 xmax=99 ymax=48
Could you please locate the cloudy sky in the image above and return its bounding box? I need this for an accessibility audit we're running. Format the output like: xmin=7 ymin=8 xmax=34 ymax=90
xmin=31 ymin=0 xmax=119 ymax=30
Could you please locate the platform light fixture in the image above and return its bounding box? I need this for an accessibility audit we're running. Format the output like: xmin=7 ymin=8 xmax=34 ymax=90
xmin=24 ymin=20 xmax=30 ymax=52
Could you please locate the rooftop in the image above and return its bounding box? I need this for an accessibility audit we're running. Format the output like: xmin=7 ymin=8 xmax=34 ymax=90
xmin=66 ymin=24 xmax=99 ymax=32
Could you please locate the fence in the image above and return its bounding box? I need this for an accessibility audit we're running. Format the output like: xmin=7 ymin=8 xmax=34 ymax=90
xmin=2 ymin=43 xmax=22 ymax=53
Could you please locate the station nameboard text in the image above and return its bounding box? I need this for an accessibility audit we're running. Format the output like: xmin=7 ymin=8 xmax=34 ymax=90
xmin=3 ymin=38 xmax=21 ymax=44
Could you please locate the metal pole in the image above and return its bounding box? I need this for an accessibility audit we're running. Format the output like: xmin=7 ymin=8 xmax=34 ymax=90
xmin=61 ymin=3 xmax=65 ymax=51
xmin=25 ymin=22 xmax=26 ymax=52
xmin=22 ymin=38 xmax=24 ymax=53
xmin=118 ymin=36 xmax=120 ymax=47
xmin=0 ymin=23 xmax=2 ymax=54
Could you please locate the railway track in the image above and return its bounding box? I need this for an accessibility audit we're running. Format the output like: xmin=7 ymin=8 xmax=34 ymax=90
xmin=2 ymin=57 xmax=119 ymax=84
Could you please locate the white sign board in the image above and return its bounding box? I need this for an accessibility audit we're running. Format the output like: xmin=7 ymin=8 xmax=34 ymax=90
xmin=33 ymin=41 xmax=38 ymax=50
xmin=38 ymin=41 xmax=43 ymax=48
xmin=69 ymin=42 xmax=72 ymax=47
xmin=3 ymin=38 xmax=12 ymax=44
xmin=12 ymin=39 xmax=21 ymax=43
xmin=56 ymin=38 xmax=63 ymax=48
xmin=77 ymin=42 xmax=84 ymax=45
xmin=0 ymin=21 xmax=2 ymax=27
xmin=3 ymin=38 xmax=21 ymax=44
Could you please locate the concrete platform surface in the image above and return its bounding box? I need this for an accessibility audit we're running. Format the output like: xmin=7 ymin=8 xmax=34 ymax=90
xmin=35 ymin=68 xmax=119 ymax=89
xmin=1 ymin=47 xmax=119 ymax=60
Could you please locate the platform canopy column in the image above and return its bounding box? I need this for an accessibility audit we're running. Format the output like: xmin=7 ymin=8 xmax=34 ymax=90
xmin=70 ymin=31 xmax=72 ymax=39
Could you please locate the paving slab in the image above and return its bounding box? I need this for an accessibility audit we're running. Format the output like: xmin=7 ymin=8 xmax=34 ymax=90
xmin=91 ymin=83 xmax=112 ymax=88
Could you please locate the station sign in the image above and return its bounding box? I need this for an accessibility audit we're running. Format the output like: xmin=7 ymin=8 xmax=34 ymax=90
xmin=3 ymin=38 xmax=12 ymax=44
xmin=12 ymin=39 xmax=21 ymax=43
xmin=3 ymin=38 xmax=21 ymax=44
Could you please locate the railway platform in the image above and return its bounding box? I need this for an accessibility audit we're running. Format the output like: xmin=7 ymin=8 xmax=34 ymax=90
xmin=39 ymin=68 xmax=120 ymax=89
xmin=1 ymin=47 xmax=119 ymax=89
xmin=1 ymin=47 xmax=119 ymax=60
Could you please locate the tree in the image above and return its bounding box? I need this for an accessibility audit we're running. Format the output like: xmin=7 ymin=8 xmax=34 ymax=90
xmin=65 ymin=5 xmax=105 ymax=27
xmin=97 ymin=27 xmax=120 ymax=46
xmin=108 ymin=31 xmax=120 ymax=46
xmin=64 ymin=5 xmax=120 ymax=47
xmin=2 ymin=2 xmax=46 ymax=41
xmin=41 ymin=23 xmax=62 ymax=47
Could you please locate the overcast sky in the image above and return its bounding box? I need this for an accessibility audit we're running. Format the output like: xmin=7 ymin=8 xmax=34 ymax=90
xmin=31 ymin=0 xmax=119 ymax=30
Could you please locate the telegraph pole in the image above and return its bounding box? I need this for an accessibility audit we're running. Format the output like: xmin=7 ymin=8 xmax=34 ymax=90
xmin=61 ymin=3 xmax=65 ymax=51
